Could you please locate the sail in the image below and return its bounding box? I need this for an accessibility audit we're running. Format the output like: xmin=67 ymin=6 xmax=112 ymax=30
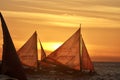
xmin=81 ymin=38 xmax=94 ymax=71
xmin=47 ymin=28 xmax=81 ymax=70
xmin=0 ymin=13 xmax=27 ymax=80
xmin=17 ymin=31 xmax=38 ymax=68
xmin=39 ymin=40 xmax=46 ymax=61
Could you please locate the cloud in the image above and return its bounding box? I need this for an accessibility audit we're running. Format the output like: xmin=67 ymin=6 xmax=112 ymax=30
xmin=0 ymin=0 xmax=120 ymax=22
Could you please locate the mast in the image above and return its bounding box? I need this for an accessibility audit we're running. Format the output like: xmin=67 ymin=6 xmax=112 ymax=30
xmin=79 ymin=24 xmax=82 ymax=72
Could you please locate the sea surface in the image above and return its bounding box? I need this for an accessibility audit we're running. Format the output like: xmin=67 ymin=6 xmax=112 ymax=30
xmin=0 ymin=62 xmax=120 ymax=80
xmin=89 ymin=62 xmax=120 ymax=80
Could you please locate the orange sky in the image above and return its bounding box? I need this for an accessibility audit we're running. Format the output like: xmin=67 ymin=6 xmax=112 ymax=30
xmin=0 ymin=0 xmax=120 ymax=62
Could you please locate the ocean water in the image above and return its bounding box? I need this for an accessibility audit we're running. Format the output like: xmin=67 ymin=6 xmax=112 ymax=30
xmin=89 ymin=62 xmax=120 ymax=80
xmin=0 ymin=62 xmax=120 ymax=80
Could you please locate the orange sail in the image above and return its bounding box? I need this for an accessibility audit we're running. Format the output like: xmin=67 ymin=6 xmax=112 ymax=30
xmin=39 ymin=40 xmax=49 ymax=68
xmin=46 ymin=28 xmax=94 ymax=72
xmin=81 ymin=38 xmax=94 ymax=71
xmin=17 ymin=31 xmax=38 ymax=68
xmin=47 ymin=28 xmax=81 ymax=70
xmin=0 ymin=12 xmax=27 ymax=80
xmin=39 ymin=40 xmax=46 ymax=61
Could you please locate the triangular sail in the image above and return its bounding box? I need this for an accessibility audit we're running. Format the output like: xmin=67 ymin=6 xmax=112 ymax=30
xmin=39 ymin=40 xmax=46 ymax=61
xmin=47 ymin=28 xmax=81 ymax=70
xmin=0 ymin=13 xmax=27 ymax=80
xmin=81 ymin=38 xmax=94 ymax=71
xmin=17 ymin=31 xmax=38 ymax=68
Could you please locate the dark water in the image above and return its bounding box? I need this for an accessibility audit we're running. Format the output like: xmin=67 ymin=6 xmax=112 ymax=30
xmin=28 ymin=62 xmax=120 ymax=80
xmin=90 ymin=62 xmax=120 ymax=80
xmin=0 ymin=62 xmax=120 ymax=80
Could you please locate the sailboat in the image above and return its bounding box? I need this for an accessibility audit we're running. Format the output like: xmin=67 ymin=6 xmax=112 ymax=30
xmin=0 ymin=13 xmax=27 ymax=80
xmin=17 ymin=31 xmax=39 ymax=69
xmin=17 ymin=31 xmax=71 ymax=73
xmin=17 ymin=31 xmax=47 ymax=71
xmin=17 ymin=25 xmax=94 ymax=74
xmin=45 ymin=27 xmax=95 ymax=72
xmin=17 ymin=31 xmax=63 ymax=73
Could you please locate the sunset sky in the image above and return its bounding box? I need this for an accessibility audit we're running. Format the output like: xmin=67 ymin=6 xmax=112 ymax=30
xmin=0 ymin=0 xmax=120 ymax=62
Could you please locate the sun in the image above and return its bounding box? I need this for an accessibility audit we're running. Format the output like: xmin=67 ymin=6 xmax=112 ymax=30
xmin=41 ymin=42 xmax=62 ymax=51
xmin=37 ymin=42 xmax=62 ymax=60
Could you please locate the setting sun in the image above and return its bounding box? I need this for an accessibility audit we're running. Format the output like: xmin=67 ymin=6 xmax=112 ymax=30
xmin=41 ymin=42 xmax=62 ymax=52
